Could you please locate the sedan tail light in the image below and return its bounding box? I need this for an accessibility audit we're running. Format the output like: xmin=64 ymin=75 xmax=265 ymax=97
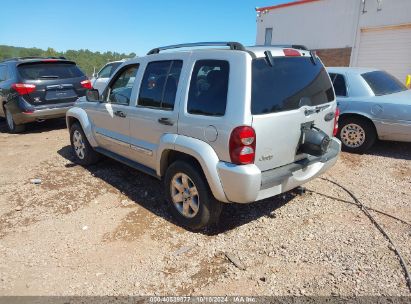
xmin=333 ymin=107 xmax=340 ymax=137
xmin=11 ymin=83 xmax=36 ymax=95
xmin=80 ymin=79 xmax=92 ymax=89
xmin=229 ymin=126 xmax=256 ymax=165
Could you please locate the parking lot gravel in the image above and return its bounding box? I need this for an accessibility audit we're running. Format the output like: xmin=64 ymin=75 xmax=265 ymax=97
xmin=0 ymin=118 xmax=410 ymax=296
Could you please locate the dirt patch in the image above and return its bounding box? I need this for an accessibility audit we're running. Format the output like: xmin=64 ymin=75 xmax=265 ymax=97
xmin=0 ymin=121 xmax=410 ymax=296
xmin=339 ymin=152 xmax=364 ymax=169
xmin=102 ymin=209 xmax=157 ymax=242
xmin=391 ymin=164 xmax=411 ymax=180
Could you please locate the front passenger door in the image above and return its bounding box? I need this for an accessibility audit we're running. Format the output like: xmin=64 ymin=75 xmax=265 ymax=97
xmin=87 ymin=64 xmax=139 ymax=158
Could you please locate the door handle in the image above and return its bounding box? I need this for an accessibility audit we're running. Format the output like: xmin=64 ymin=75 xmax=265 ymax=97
xmin=158 ymin=117 xmax=174 ymax=126
xmin=114 ymin=110 xmax=126 ymax=118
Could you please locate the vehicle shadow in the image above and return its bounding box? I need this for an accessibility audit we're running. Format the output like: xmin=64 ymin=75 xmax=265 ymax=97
xmin=0 ymin=118 xmax=66 ymax=134
xmin=365 ymin=140 xmax=411 ymax=161
xmin=57 ymin=145 xmax=296 ymax=235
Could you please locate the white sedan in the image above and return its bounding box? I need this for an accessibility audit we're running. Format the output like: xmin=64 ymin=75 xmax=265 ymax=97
xmin=327 ymin=67 xmax=411 ymax=153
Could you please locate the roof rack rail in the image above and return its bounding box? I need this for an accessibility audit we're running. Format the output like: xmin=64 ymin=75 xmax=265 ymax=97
xmin=147 ymin=41 xmax=246 ymax=55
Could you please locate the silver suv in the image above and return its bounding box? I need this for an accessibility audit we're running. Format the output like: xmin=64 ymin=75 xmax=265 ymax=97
xmin=66 ymin=42 xmax=341 ymax=230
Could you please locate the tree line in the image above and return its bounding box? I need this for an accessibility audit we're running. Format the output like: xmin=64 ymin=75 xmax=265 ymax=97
xmin=0 ymin=45 xmax=136 ymax=77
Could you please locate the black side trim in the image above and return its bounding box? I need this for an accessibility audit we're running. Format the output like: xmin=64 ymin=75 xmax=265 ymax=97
xmin=94 ymin=147 xmax=160 ymax=180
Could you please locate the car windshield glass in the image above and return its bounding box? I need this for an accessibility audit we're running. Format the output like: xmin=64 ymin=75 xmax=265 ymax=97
xmin=251 ymin=56 xmax=334 ymax=115
xmin=361 ymin=71 xmax=407 ymax=96
xmin=18 ymin=62 xmax=84 ymax=80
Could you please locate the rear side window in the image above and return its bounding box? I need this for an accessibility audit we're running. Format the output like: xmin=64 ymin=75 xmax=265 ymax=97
xmin=362 ymin=71 xmax=406 ymax=96
xmin=17 ymin=62 xmax=84 ymax=80
xmin=251 ymin=57 xmax=334 ymax=115
xmin=187 ymin=60 xmax=229 ymax=116
xmin=329 ymin=73 xmax=347 ymax=97
xmin=138 ymin=60 xmax=183 ymax=110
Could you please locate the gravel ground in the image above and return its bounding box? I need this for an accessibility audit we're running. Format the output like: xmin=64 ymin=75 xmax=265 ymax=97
xmin=0 ymin=118 xmax=410 ymax=296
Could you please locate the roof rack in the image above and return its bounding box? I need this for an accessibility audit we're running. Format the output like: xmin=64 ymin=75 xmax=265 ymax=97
xmin=1 ymin=56 xmax=67 ymax=63
xmin=147 ymin=42 xmax=246 ymax=55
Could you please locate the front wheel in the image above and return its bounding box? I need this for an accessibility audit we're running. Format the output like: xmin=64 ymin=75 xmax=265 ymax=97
xmin=338 ymin=117 xmax=376 ymax=153
xmin=5 ymin=108 xmax=25 ymax=133
xmin=69 ymin=122 xmax=100 ymax=165
xmin=164 ymin=161 xmax=222 ymax=231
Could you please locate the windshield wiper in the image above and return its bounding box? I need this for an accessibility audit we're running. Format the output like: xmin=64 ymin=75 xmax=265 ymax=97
xmin=264 ymin=50 xmax=274 ymax=67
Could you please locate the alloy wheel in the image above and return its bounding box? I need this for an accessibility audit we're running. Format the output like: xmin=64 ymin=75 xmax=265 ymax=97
xmin=72 ymin=130 xmax=86 ymax=159
xmin=170 ymin=173 xmax=200 ymax=218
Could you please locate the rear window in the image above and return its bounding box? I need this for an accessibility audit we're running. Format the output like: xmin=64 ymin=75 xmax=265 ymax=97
xmin=362 ymin=71 xmax=407 ymax=96
xmin=251 ymin=57 xmax=334 ymax=115
xmin=18 ymin=62 xmax=84 ymax=80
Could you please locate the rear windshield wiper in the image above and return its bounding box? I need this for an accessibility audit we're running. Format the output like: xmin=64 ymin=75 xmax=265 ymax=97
xmin=264 ymin=50 xmax=274 ymax=67
xmin=39 ymin=75 xmax=59 ymax=79
xmin=309 ymin=51 xmax=317 ymax=65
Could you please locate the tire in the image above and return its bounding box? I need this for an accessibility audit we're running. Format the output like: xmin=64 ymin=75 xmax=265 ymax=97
xmin=5 ymin=108 xmax=25 ymax=133
xmin=69 ymin=122 xmax=100 ymax=165
xmin=164 ymin=160 xmax=223 ymax=231
xmin=338 ymin=116 xmax=376 ymax=153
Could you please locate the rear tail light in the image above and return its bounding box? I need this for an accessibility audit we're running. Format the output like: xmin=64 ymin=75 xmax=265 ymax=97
xmin=333 ymin=107 xmax=340 ymax=137
xmin=229 ymin=126 xmax=256 ymax=165
xmin=283 ymin=48 xmax=301 ymax=57
xmin=11 ymin=83 xmax=36 ymax=95
xmin=80 ymin=79 xmax=92 ymax=89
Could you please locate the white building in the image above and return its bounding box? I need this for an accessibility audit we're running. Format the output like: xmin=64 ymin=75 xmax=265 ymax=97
xmin=256 ymin=0 xmax=411 ymax=82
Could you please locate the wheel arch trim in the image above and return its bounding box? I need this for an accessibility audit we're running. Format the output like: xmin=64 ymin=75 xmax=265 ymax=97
xmin=157 ymin=134 xmax=229 ymax=203
xmin=66 ymin=107 xmax=98 ymax=147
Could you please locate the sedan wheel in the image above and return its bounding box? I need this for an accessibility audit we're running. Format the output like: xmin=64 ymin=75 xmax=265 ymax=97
xmin=170 ymin=173 xmax=200 ymax=218
xmin=340 ymin=123 xmax=366 ymax=148
xmin=6 ymin=109 xmax=14 ymax=130
xmin=5 ymin=108 xmax=25 ymax=133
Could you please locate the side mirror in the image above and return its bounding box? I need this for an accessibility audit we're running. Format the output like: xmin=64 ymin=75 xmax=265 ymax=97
xmin=86 ymin=89 xmax=100 ymax=102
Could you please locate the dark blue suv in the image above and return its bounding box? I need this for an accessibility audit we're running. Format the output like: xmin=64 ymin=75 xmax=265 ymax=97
xmin=0 ymin=57 xmax=91 ymax=133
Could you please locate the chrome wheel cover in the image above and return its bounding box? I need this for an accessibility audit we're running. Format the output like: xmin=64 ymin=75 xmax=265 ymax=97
xmin=340 ymin=123 xmax=366 ymax=148
xmin=170 ymin=173 xmax=199 ymax=218
xmin=72 ymin=130 xmax=86 ymax=159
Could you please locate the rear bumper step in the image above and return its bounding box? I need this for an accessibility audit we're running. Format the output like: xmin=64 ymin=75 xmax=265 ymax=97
xmin=261 ymin=139 xmax=340 ymax=190
xmin=217 ymin=138 xmax=341 ymax=204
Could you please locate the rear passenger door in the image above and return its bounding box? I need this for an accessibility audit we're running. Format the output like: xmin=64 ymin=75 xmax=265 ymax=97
xmin=128 ymin=59 xmax=183 ymax=169
xmin=87 ymin=64 xmax=139 ymax=157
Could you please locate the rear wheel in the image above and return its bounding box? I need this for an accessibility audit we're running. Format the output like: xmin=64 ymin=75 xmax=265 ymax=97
xmin=5 ymin=108 xmax=25 ymax=133
xmin=338 ymin=116 xmax=376 ymax=153
xmin=69 ymin=122 xmax=100 ymax=165
xmin=164 ymin=161 xmax=222 ymax=231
